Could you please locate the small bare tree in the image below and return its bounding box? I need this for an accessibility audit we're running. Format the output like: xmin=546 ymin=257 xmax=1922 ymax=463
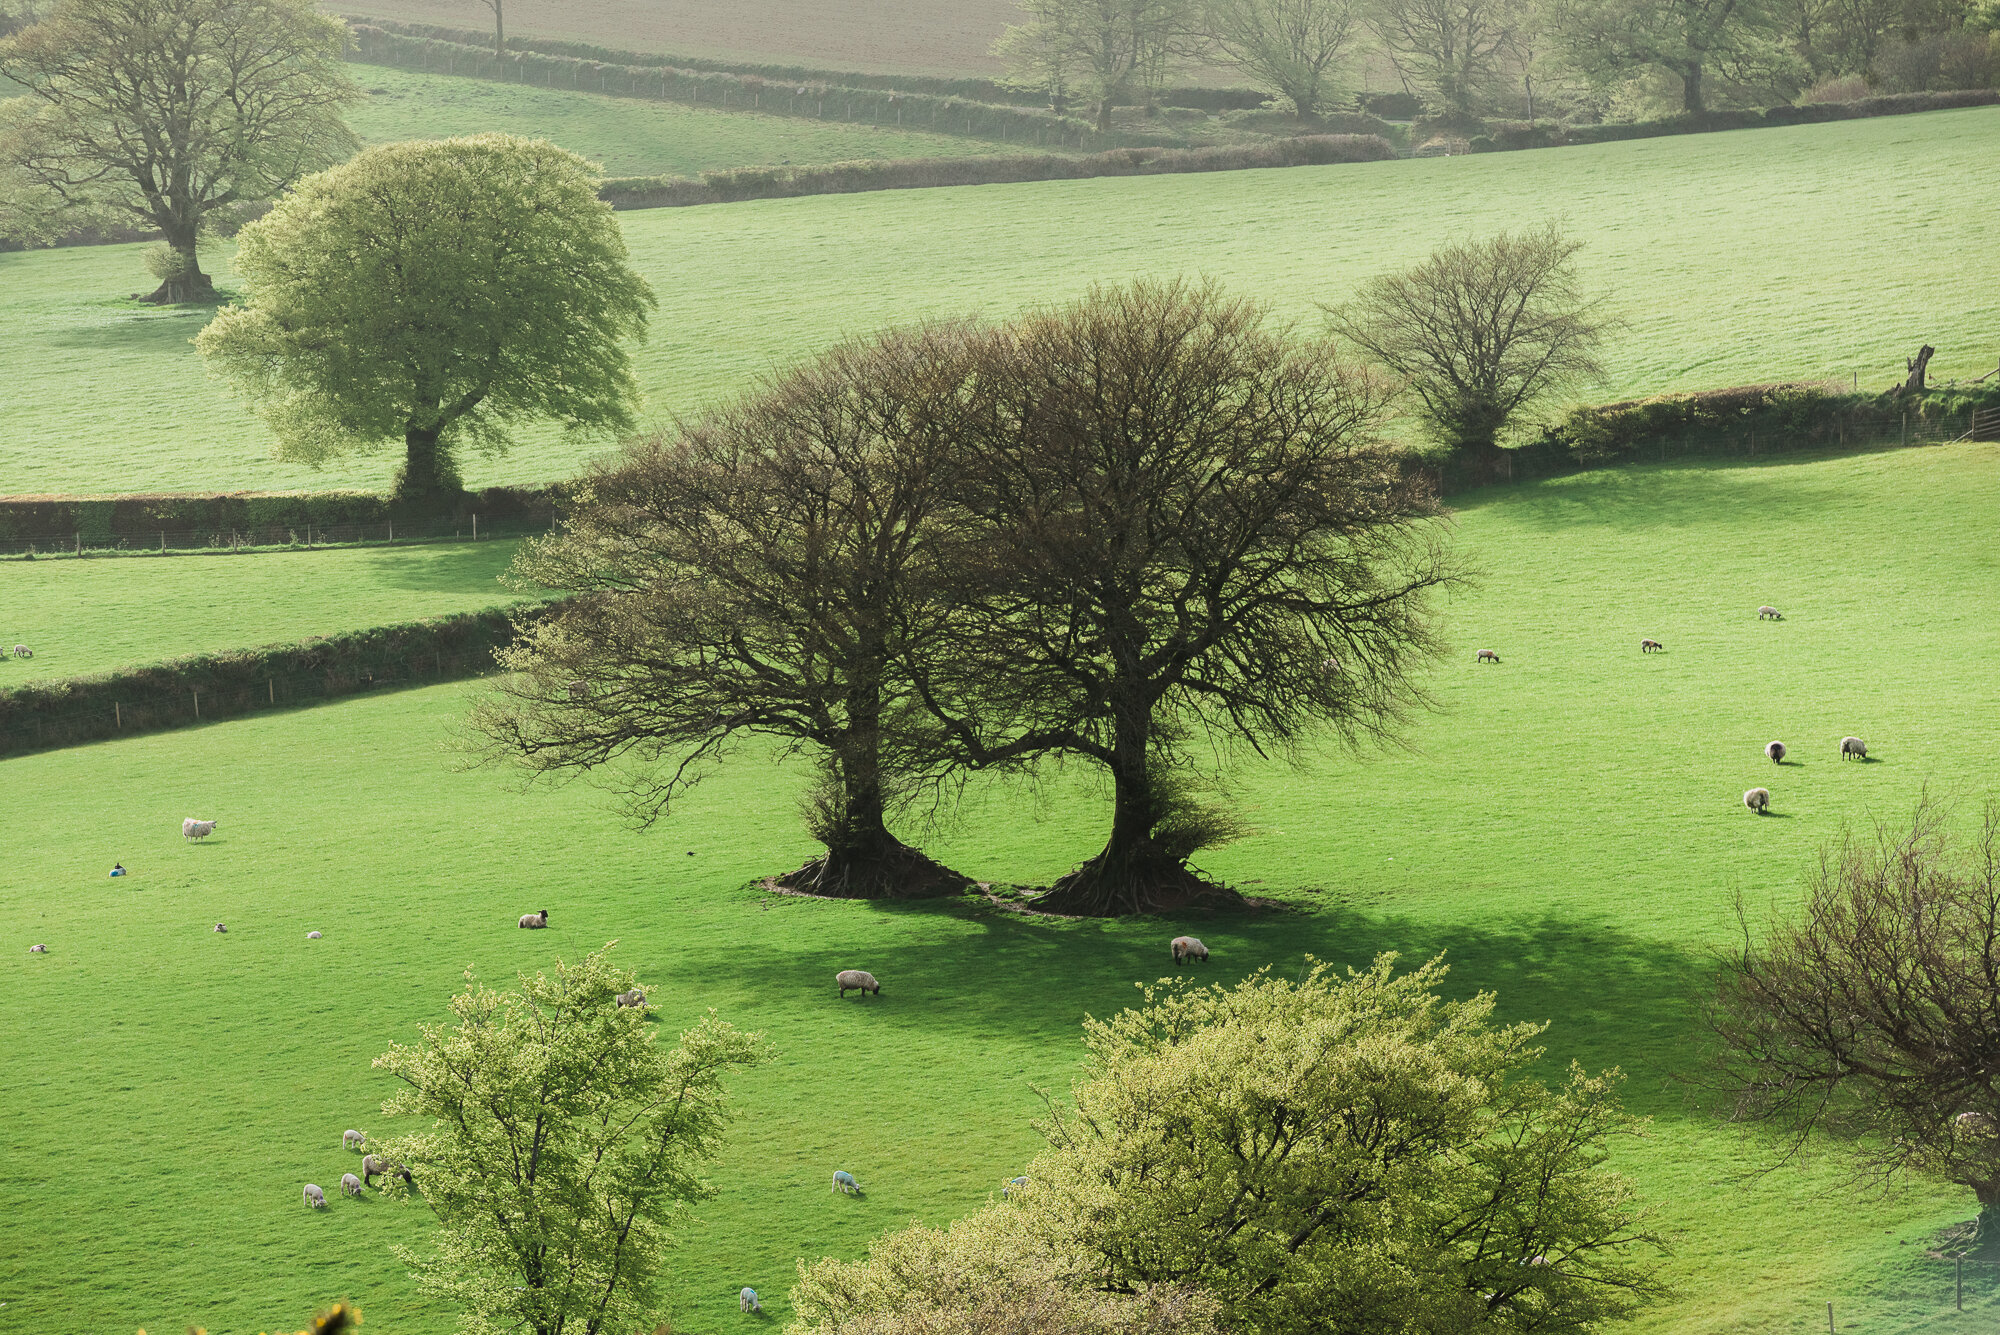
xmin=1708 ymin=795 xmax=2000 ymax=1237
xmin=1326 ymin=222 xmax=1609 ymax=476
xmin=472 ymin=326 xmax=976 ymax=900
xmin=924 ymin=279 xmax=1456 ymax=917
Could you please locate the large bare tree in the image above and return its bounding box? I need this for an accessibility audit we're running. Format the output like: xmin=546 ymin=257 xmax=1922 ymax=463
xmin=924 ymin=279 xmax=1456 ymax=917
xmin=995 ymin=0 xmax=1205 ymax=132
xmin=1709 ymin=796 xmax=2000 ymax=1239
xmin=473 ymin=326 xmax=978 ymax=900
xmin=1368 ymin=0 xmax=1525 ymax=121
xmin=0 ymin=0 xmax=356 ymax=300
xmin=1205 ymin=0 xmax=1365 ymax=117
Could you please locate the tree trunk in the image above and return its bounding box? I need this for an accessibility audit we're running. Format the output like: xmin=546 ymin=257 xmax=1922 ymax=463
xmin=493 ymin=0 xmax=504 ymax=60
xmin=1681 ymin=62 xmax=1706 ymax=113
xmin=138 ymin=225 xmax=214 ymax=305
xmin=394 ymin=423 xmax=465 ymax=510
xmin=1096 ymin=96 xmax=1115 ymax=134
xmin=1032 ymin=701 xmax=1243 ymax=917
xmin=1901 ymin=344 xmax=1936 ymax=394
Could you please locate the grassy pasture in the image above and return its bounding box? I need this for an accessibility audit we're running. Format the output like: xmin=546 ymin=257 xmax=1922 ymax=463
xmin=0 ymin=540 xmax=532 ymax=685
xmin=7 ymin=441 xmax=2000 ymax=1334
xmin=2 ymin=106 xmax=1995 ymax=498
xmin=343 ymin=65 xmax=1022 ymax=178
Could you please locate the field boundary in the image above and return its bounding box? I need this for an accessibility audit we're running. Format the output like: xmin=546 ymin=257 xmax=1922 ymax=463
xmin=0 ymin=603 xmax=559 ymax=757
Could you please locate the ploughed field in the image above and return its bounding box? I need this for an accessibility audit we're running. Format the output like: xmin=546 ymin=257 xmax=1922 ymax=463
xmin=8 ymin=441 xmax=2000 ymax=1335
xmin=343 ymin=64 xmax=1025 ymax=178
xmin=2 ymin=107 xmax=1995 ymax=497
xmin=0 ymin=539 xmax=533 ymax=684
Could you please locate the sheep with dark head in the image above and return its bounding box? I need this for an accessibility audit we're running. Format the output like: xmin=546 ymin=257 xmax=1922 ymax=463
xmin=1841 ymin=736 xmax=1867 ymax=761
xmin=1641 ymin=639 xmax=1663 ymax=653
xmin=1758 ymin=606 xmax=1783 ymax=620
xmin=836 ymin=970 xmax=880 ymax=998
xmin=518 ymin=909 xmax=549 ymax=929
xmin=1171 ymin=936 xmax=1209 ymax=964
xmin=1765 ymin=741 xmax=1786 ymax=763
xmin=1744 ymin=787 xmax=1771 ymax=814
xmin=1476 ymin=649 xmax=1500 ymax=663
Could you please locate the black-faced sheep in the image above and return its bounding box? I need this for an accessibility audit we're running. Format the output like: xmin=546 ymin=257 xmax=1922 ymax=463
xmin=836 ymin=969 xmax=880 ymax=998
xmin=344 ymin=1129 xmax=365 ymax=1151
xmin=1840 ymin=736 xmax=1867 ymax=761
xmin=213 ymin=923 xmax=227 ymax=933
xmin=182 ymin=818 xmax=217 ymax=842
xmin=832 ymin=1170 xmax=861 ymax=1194
xmin=304 ymin=1183 xmax=327 ymax=1209
xmin=741 ymin=1288 xmax=763 ymax=1314
xmin=1641 ymin=639 xmax=1663 ymax=653
xmin=340 ymin=1173 xmax=364 ymax=1198
xmin=29 ymin=943 xmax=47 ymax=953
xmin=1476 ymin=649 xmax=1500 ymax=663
xmin=1172 ymin=936 xmax=1209 ymax=964
xmin=518 ymin=909 xmax=549 ymax=929
xmin=615 ymin=988 xmax=646 ymax=1008
xmin=1758 ymin=606 xmax=1783 ymax=620
xmin=1744 ymin=787 xmax=1771 ymax=814
xmin=1765 ymin=741 xmax=1786 ymax=763
xmin=362 ymin=1154 xmax=412 ymax=1187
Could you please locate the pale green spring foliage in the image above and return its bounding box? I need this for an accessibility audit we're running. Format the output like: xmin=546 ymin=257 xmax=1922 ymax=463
xmin=796 ymin=955 xmax=1663 ymax=1335
xmin=371 ymin=945 xmax=767 ymax=1335
xmin=196 ymin=134 xmax=655 ymax=471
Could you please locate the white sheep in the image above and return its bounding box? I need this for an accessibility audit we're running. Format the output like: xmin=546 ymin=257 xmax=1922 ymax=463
xmin=836 ymin=969 xmax=880 ymax=998
xmin=213 ymin=923 xmax=227 ymax=933
xmin=740 ymin=1288 xmax=763 ymax=1314
xmin=1765 ymin=741 xmax=1786 ymax=763
xmin=1171 ymin=936 xmax=1209 ymax=964
xmin=29 ymin=943 xmax=47 ymax=953
xmin=518 ymin=909 xmax=549 ymax=929
xmin=11 ymin=644 xmax=29 ymax=658
xmin=340 ymin=1172 xmax=364 ymax=1198
xmin=307 ymin=931 xmax=322 ymax=940
xmin=1758 ymin=606 xmax=1783 ymax=620
xmin=344 ymin=1129 xmax=365 ymax=1151
xmin=1744 ymin=787 xmax=1771 ymax=814
xmin=1640 ymin=638 xmax=1663 ymax=653
xmin=1002 ymin=1175 xmax=1029 ymax=1198
xmin=1476 ymin=649 xmax=1500 ymax=663
xmin=1840 ymin=736 xmax=1867 ymax=761
xmin=182 ymin=818 xmax=217 ymax=842
xmin=304 ymin=1183 xmax=327 ymax=1209
xmin=615 ymin=988 xmax=646 ymax=1008
xmin=831 ymin=1170 xmax=861 ymax=1195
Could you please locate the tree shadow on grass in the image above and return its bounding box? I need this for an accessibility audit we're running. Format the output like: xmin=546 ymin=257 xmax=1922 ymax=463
xmin=1447 ymin=449 xmax=1886 ymax=532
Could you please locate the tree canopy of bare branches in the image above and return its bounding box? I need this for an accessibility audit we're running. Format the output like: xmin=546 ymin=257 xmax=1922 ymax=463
xmin=1327 ymin=223 xmax=1609 ymax=474
xmin=0 ymin=0 xmax=356 ymax=300
xmin=995 ymin=0 xmax=1205 ymax=129
xmin=1205 ymin=0 xmax=1366 ymax=117
xmin=1708 ymin=795 xmax=2000 ymax=1233
xmin=472 ymin=326 xmax=977 ymax=900
xmin=1369 ymin=0 xmax=1526 ymax=121
xmin=926 ymin=279 xmax=1457 ymax=917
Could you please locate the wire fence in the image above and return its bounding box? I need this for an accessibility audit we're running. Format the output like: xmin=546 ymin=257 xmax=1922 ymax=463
xmin=0 ymin=513 xmax=555 ymax=559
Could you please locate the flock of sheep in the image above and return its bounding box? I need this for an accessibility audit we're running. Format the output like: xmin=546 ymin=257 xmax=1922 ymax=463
xmin=301 ymin=1130 xmax=411 ymax=1211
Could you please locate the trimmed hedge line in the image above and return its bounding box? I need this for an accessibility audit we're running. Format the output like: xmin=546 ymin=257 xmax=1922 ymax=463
xmin=0 ymin=485 xmax=564 ymax=546
xmin=338 ymin=15 xmax=1269 ymax=112
xmin=0 ymin=603 xmax=557 ymax=756
xmin=1475 ymin=89 xmax=2000 ymax=152
xmin=601 ymin=135 xmax=1397 ymax=208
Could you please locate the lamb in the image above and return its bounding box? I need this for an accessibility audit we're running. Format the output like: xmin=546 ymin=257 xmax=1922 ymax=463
xmin=182 ymin=818 xmax=217 ymax=842
xmin=831 ymin=1170 xmax=862 ymax=1195
xmin=362 ymin=1154 xmax=413 ymax=1187
xmin=1640 ymin=639 xmax=1663 ymax=653
xmin=307 ymin=930 xmax=322 ymax=939
xmin=740 ymin=1288 xmax=763 ymax=1314
xmin=304 ymin=1183 xmax=327 ymax=1209
xmin=615 ymin=988 xmax=646 ymax=1008
xmin=29 ymin=943 xmax=47 ymax=953
xmin=11 ymin=644 xmax=29 ymax=658
xmin=1171 ymin=936 xmax=1209 ymax=964
xmin=213 ymin=923 xmax=227 ymax=933
xmin=1765 ymin=741 xmax=1786 ymax=763
xmin=836 ymin=969 xmax=880 ymax=998
xmin=1002 ymin=1176 xmax=1029 ymax=1198
xmin=1744 ymin=787 xmax=1771 ymax=814
xmin=1758 ymin=606 xmax=1783 ymax=620
xmin=1476 ymin=649 xmax=1500 ymax=663
xmin=518 ymin=909 xmax=549 ymax=929
xmin=340 ymin=1173 xmax=364 ymax=1199
xmin=344 ymin=1129 xmax=365 ymax=1151
xmin=1840 ymin=736 xmax=1867 ymax=761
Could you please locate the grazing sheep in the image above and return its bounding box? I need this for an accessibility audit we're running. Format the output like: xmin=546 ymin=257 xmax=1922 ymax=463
xmin=340 ymin=1173 xmax=364 ymax=1199
xmin=518 ymin=909 xmax=549 ymax=929
xmin=29 ymin=943 xmax=47 ymax=953
xmin=12 ymin=644 xmax=29 ymax=658
xmin=304 ymin=1183 xmax=327 ymax=1209
xmin=307 ymin=930 xmax=322 ymax=939
xmin=1765 ymin=741 xmax=1786 ymax=763
xmin=831 ymin=1170 xmax=861 ymax=1195
xmin=213 ymin=923 xmax=227 ymax=933
xmin=1476 ymin=649 xmax=1500 ymax=663
xmin=741 ymin=1288 xmax=763 ymax=1314
xmin=1002 ymin=1176 xmax=1029 ymax=1198
xmin=615 ymin=988 xmax=646 ymax=1008
xmin=836 ymin=969 xmax=880 ymax=998
xmin=182 ymin=818 xmax=217 ymax=842
xmin=1841 ymin=736 xmax=1867 ymax=761
xmin=344 ymin=1129 xmax=365 ymax=1151
xmin=1758 ymin=606 xmax=1782 ymax=620
xmin=362 ymin=1154 xmax=412 ymax=1187
xmin=109 ymin=864 xmax=126 ymax=877
xmin=1640 ymin=639 xmax=1663 ymax=653
xmin=1744 ymin=787 xmax=1771 ymax=814
xmin=1171 ymin=936 xmax=1209 ymax=964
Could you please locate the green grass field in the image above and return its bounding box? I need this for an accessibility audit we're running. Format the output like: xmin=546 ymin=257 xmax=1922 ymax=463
xmin=0 ymin=540 xmax=533 ymax=684
xmin=343 ymin=65 xmax=1021 ymax=179
xmin=2 ymin=106 xmax=1994 ymax=498
xmin=7 ymin=439 xmax=2000 ymax=1334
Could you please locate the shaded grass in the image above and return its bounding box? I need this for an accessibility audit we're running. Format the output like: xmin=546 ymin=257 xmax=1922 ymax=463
xmin=8 ymin=443 xmax=2000 ymax=1334
xmin=0 ymin=540 xmax=531 ymax=683
xmin=1 ymin=107 xmax=1994 ymax=496
xmin=343 ymin=64 xmax=1023 ymax=179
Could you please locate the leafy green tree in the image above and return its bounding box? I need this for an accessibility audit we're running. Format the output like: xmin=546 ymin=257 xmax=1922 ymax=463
xmin=196 ymin=134 xmax=654 ymax=507
xmin=1205 ymin=0 xmax=1366 ymax=117
xmin=995 ymin=0 xmax=1205 ymax=132
xmin=0 ymin=0 xmax=355 ymax=300
xmin=1549 ymin=0 xmax=1777 ymax=111
xmin=372 ymin=946 xmax=768 ymax=1335
xmin=796 ymin=956 xmax=1664 ymax=1334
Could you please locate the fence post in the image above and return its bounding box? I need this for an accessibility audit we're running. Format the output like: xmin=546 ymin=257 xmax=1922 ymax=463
xmin=472 ymin=513 xmax=478 ymax=541
xmin=1825 ymin=1301 xmax=1833 ymax=1334
xmin=388 ymin=519 xmax=395 ymax=543
xmin=269 ymin=678 xmax=275 ymax=704
xmin=192 ymin=688 xmax=200 ymax=719
xmin=115 ymin=701 xmax=121 ymax=729
xmin=160 ymin=530 xmax=165 ymax=552
xmin=75 ymin=531 xmax=81 ymax=555
xmin=1957 ymin=1256 xmax=1963 ymax=1309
